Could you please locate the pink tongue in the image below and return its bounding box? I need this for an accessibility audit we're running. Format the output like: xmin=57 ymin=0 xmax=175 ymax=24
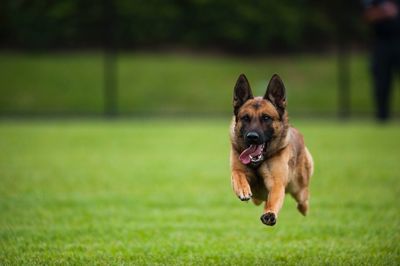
xmin=239 ymin=144 xmax=264 ymax=164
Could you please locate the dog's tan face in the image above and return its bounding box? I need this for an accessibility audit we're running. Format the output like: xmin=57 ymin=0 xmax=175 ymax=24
xmin=232 ymin=74 xmax=287 ymax=164
xmin=235 ymin=98 xmax=282 ymax=147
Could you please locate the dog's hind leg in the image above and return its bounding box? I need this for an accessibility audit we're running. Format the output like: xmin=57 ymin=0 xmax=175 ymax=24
xmin=294 ymin=148 xmax=313 ymax=216
xmin=292 ymin=188 xmax=309 ymax=216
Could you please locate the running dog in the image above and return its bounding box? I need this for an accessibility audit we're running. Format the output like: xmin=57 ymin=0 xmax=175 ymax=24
xmin=230 ymin=74 xmax=313 ymax=226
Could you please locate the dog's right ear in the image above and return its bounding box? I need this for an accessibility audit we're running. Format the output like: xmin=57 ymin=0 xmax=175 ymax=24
xmin=233 ymin=74 xmax=253 ymax=116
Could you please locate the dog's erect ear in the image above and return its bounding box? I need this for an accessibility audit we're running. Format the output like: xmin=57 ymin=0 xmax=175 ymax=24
xmin=264 ymin=74 xmax=286 ymax=112
xmin=233 ymin=74 xmax=253 ymax=116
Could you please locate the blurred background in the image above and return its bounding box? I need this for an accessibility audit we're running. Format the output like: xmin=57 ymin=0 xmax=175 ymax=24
xmin=0 ymin=0 xmax=398 ymax=118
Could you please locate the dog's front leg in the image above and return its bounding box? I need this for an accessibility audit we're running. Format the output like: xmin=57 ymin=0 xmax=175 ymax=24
xmin=260 ymin=179 xmax=285 ymax=226
xmin=231 ymin=170 xmax=252 ymax=201
xmin=230 ymin=149 xmax=252 ymax=201
xmin=259 ymin=160 xmax=288 ymax=226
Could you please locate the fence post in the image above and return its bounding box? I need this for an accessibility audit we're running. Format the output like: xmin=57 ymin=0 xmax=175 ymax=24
xmin=338 ymin=42 xmax=350 ymax=119
xmin=103 ymin=0 xmax=118 ymax=117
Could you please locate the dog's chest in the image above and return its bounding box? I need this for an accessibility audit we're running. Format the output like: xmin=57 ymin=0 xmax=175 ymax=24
xmin=247 ymin=172 xmax=269 ymax=201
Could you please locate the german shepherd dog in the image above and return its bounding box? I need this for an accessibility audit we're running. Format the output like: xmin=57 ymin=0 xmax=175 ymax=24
xmin=230 ymin=74 xmax=313 ymax=226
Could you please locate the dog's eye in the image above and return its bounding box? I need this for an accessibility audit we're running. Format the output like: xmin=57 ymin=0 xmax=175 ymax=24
xmin=241 ymin=115 xmax=251 ymax=122
xmin=262 ymin=115 xmax=271 ymax=122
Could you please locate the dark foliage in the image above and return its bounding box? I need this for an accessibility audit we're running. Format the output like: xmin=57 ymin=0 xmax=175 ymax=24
xmin=0 ymin=0 xmax=366 ymax=53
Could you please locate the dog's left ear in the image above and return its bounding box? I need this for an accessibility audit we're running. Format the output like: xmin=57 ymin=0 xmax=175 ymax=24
xmin=264 ymin=74 xmax=286 ymax=112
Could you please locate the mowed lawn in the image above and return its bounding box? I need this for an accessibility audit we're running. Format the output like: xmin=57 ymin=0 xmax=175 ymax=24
xmin=0 ymin=119 xmax=399 ymax=265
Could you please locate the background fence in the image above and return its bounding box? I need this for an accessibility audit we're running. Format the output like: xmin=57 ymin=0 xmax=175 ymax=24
xmin=1 ymin=0 xmax=399 ymax=118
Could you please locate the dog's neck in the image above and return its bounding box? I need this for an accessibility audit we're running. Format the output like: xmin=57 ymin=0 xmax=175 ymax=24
xmin=264 ymin=125 xmax=291 ymax=158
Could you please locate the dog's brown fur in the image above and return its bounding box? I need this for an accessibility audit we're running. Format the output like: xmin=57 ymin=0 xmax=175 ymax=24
xmin=230 ymin=74 xmax=313 ymax=226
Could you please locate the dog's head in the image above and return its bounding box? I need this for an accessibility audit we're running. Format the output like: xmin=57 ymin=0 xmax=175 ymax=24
xmin=232 ymin=74 xmax=288 ymax=164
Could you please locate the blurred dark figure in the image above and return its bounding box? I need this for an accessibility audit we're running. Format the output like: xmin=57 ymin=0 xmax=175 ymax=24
xmin=363 ymin=0 xmax=400 ymax=121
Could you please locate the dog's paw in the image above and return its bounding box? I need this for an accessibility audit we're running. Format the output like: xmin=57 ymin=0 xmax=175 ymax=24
xmin=238 ymin=193 xmax=252 ymax=201
xmin=260 ymin=212 xmax=276 ymax=226
xmin=233 ymin=183 xmax=252 ymax=201
xmin=232 ymin=174 xmax=252 ymax=201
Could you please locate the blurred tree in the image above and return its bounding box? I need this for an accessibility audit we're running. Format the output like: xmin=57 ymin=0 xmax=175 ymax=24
xmin=0 ymin=0 xmax=367 ymax=53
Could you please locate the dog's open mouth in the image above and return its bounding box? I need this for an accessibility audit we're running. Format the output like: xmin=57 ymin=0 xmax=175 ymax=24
xmin=239 ymin=144 xmax=265 ymax=164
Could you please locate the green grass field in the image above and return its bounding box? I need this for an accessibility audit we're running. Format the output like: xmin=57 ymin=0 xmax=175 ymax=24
xmin=0 ymin=119 xmax=399 ymax=265
xmin=1 ymin=52 xmax=400 ymax=116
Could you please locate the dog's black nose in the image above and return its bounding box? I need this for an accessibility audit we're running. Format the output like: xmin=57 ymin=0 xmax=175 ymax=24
xmin=246 ymin=132 xmax=260 ymax=143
